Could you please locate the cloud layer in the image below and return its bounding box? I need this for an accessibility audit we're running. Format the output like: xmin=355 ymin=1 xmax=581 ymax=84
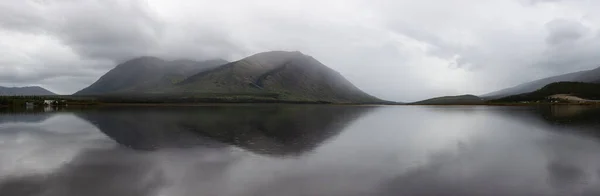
xmin=1 ymin=0 xmax=599 ymax=101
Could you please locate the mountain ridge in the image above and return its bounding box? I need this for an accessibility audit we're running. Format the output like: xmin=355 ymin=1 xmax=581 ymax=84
xmin=484 ymin=65 xmax=600 ymax=98
xmin=412 ymin=94 xmax=484 ymax=105
xmin=74 ymin=51 xmax=384 ymax=104
xmin=74 ymin=57 xmax=228 ymax=95
xmin=0 ymin=86 xmax=56 ymax=96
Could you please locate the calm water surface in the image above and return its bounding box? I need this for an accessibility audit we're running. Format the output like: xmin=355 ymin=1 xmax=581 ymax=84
xmin=1 ymin=105 xmax=600 ymax=196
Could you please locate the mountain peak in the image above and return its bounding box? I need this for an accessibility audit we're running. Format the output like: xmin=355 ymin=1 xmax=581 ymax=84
xmin=177 ymin=51 xmax=382 ymax=103
xmin=74 ymin=57 xmax=226 ymax=95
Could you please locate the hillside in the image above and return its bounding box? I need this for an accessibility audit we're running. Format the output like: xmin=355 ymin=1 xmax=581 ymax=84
xmin=412 ymin=94 xmax=484 ymax=105
xmin=490 ymin=82 xmax=600 ymax=103
xmin=172 ymin=51 xmax=382 ymax=103
xmin=74 ymin=57 xmax=227 ymax=95
xmin=0 ymin=86 xmax=56 ymax=96
xmin=484 ymin=66 xmax=600 ymax=98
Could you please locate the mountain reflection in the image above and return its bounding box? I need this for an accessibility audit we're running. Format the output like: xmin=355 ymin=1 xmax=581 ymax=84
xmin=0 ymin=148 xmax=165 ymax=196
xmin=74 ymin=105 xmax=375 ymax=155
xmin=5 ymin=105 xmax=600 ymax=196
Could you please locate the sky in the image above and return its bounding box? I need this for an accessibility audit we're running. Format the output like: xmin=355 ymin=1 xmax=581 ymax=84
xmin=1 ymin=0 xmax=599 ymax=102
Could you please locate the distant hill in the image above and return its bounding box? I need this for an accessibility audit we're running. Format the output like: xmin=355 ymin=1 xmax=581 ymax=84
xmin=76 ymin=51 xmax=384 ymax=104
xmin=412 ymin=94 xmax=484 ymax=105
xmin=490 ymin=82 xmax=600 ymax=103
xmin=74 ymin=57 xmax=227 ymax=95
xmin=484 ymin=66 xmax=600 ymax=98
xmin=0 ymin=86 xmax=56 ymax=96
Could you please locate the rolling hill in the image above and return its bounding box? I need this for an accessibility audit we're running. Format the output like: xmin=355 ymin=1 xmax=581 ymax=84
xmin=412 ymin=94 xmax=484 ymax=105
xmin=0 ymin=86 xmax=56 ymax=96
xmin=490 ymin=82 xmax=600 ymax=103
xmin=484 ymin=66 xmax=600 ymax=98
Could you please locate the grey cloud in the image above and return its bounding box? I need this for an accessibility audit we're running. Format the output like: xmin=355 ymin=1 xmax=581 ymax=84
xmin=1 ymin=0 xmax=165 ymax=62
xmin=0 ymin=1 xmax=49 ymax=32
xmin=51 ymin=1 xmax=164 ymax=62
xmin=545 ymin=19 xmax=590 ymax=45
xmin=524 ymin=0 xmax=562 ymax=5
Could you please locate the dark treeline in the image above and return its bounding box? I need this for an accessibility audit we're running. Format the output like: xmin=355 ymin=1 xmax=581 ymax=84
xmin=0 ymin=96 xmax=45 ymax=107
xmin=2 ymin=93 xmax=393 ymax=107
xmin=0 ymin=96 xmax=83 ymax=107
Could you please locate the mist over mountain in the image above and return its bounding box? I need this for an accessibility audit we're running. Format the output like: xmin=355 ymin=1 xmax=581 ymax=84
xmin=75 ymin=51 xmax=383 ymax=104
xmin=74 ymin=57 xmax=228 ymax=95
xmin=0 ymin=86 xmax=56 ymax=96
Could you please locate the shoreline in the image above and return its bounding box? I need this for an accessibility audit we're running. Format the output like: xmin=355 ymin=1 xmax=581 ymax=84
xmin=69 ymin=102 xmax=600 ymax=107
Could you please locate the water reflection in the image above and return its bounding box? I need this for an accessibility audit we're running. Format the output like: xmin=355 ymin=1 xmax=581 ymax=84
xmin=74 ymin=105 xmax=375 ymax=155
xmin=1 ymin=105 xmax=600 ymax=196
xmin=0 ymin=109 xmax=51 ymax=124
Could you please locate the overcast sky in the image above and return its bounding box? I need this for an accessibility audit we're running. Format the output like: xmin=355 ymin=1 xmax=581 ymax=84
xmin=1 ymin=0 xmax=599 ymax=101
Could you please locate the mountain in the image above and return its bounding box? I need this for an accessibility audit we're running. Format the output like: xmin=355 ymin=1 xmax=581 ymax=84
xmin=490 ymin=82 xmax=600 ymax=103
xmin=173 ymin=51 xmax=382 ymax=103
xmin=74 ymin=57 xmax=228 ymax=95
xmin=412 ymin=94 xmax=484 ymax=105
xmin=484 ymin=66 xmax=600 ymax=98
xmin=0 ymin=86 xmax=56 ymax=96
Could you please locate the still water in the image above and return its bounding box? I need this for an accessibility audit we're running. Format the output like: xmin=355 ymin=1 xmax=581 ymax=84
xmin=1 ymin=105 xmax=600 ymax=196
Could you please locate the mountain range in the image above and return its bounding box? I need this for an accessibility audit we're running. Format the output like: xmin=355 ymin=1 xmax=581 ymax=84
xmin=75 ymin=51 xmax=383 ymax=104
xmin=8 ymin=50 xmax=598 ymax=104
xmin=411 ymin=65 xmax=600 ymax=104
xmin=0 ymin=86 xmax=56 ymax=96
xmin=484 ymin=66 xmax=600 ymax=98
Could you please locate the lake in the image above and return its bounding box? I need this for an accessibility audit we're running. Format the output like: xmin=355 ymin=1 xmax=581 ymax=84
xmin=1 ymin=105 xmax=600 ymax=196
